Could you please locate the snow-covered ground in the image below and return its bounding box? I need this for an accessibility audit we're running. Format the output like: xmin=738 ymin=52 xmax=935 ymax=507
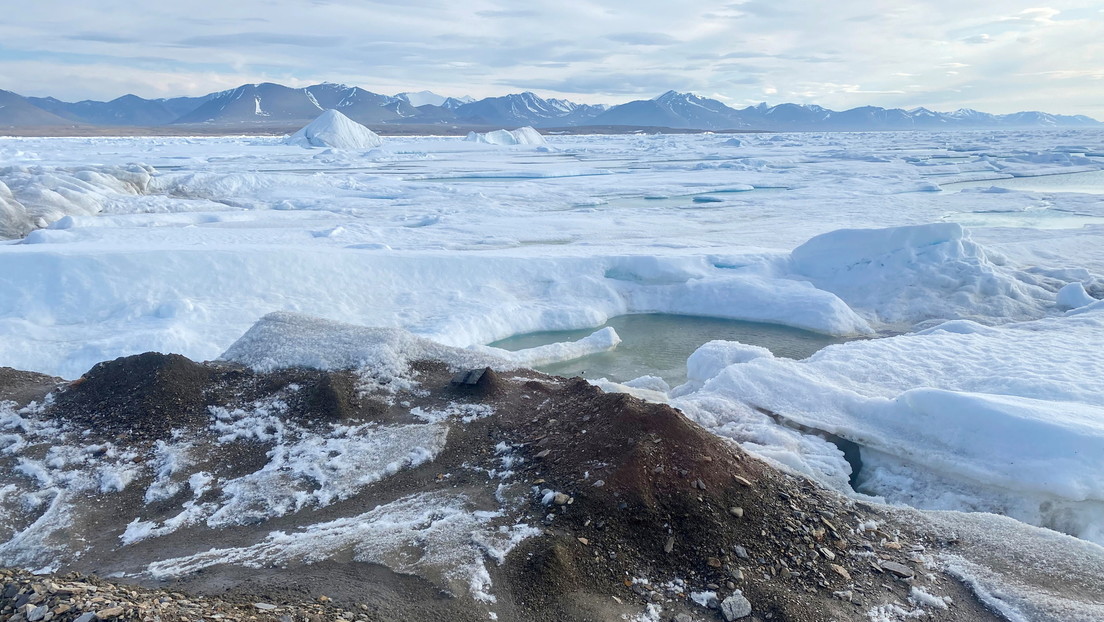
xmin=2 ymin=128 xmax=1104 ymax=558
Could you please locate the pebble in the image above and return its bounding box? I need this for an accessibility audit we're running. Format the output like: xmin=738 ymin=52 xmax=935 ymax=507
xmin=880 ymin=561 xmax=914 ymax=578
xmin=720 ymin=592 xmax=753 ymax=620
xmin=829 ymin=564 xmax=852 ymax=581
xmin=664 ymin=536 xmax=676 ymax=554
xmin=728 ymin=507 xmax=744 ymax=518
xmin=96 ymin=606 xmax=125 ymax=619
xmin=553 ymin=492 xmax=572 ymax=505
xmin=732 ymin=475 xmax=753 ymax=487
xmin=254 ymin=602 xmax=278 ymax=610
xmin=733 ymin=545 xmax=749 ymax=559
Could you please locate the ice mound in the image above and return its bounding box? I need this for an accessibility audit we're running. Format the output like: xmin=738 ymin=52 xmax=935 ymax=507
xmin=601 ymin=255 xmax=873 ymax=336
xmin=220 ymin=311 xmax=503 ymax=376
xmin=1057 ymin=282 xmax=1096 ymax=310
xmin=285 ymin=110 xmax=383 ymax=150
xmin=790 ymin=223 xmax=1051 ymax=327
xmin=0 ymin=181 xmax=28 ymax=238
xmin=464 ymin=127 xmax=546 ymax=146
xmin=0 ymin=164 xmax=155 ymax=238
xmin=222 ymin=313 xmax=630 ymax=392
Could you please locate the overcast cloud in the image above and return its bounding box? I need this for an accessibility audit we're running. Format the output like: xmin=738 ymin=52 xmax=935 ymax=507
xmin=0 ymin=0 xmax=1100 ymax=116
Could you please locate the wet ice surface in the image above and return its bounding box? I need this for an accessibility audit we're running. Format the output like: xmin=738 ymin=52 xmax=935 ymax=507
xmin=2 ymin=129 xmax=1104 ymax=617
xmin=941 ymin=168 xmax=1104 ymax=194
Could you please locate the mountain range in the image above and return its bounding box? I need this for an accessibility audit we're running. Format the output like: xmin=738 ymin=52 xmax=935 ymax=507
xmin=1 ymin=82 xmax=1099 ymax=132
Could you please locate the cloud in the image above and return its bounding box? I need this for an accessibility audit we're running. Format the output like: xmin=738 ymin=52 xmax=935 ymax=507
xmin=65 ymin=32 xmax=141 ymax=44
xmin=961 ymin=34 xmax=992 ymax=44
xmin=605 ymin=32 xmax=679 ymax=46
xmin=475 ymin=10 xmax=538 ymax=18
xmin=0 ymin=0 xmax=1100 ymax=118
xmin=175 ymin=33 xmax=345 ymax=48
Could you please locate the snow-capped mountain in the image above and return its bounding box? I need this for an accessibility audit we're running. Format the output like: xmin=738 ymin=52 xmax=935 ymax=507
xmin=303 ymin=84 xmax=407 ymax=123
xmin=441 ymin=96 xmax=474 ymax=111
xmin=730 ymin=100 xmax=1100 ymax=131
xmin=593 ymin=91 xmax=749 ymax=129
xmin=394 ymin=90 xmax=450 ymax=107
xmin=174 ymin=83 xmax=330 ymax=124
xmin=1 ymin=83 xmax=1100 ymax=131
xmin=452 ymin=92 xmax=603 ymax=127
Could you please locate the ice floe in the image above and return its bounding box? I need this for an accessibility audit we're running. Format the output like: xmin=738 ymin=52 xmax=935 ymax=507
xmin=464 ymin=126 xmax=546 ymax=146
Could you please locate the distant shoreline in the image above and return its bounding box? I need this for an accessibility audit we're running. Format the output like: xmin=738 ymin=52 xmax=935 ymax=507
xmin=0 ymin=124 xmax=769 ymax=138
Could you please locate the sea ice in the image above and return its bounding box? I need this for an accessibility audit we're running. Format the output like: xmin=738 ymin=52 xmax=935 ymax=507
xmin=1 ymin=129 xmax=1103 ymax=579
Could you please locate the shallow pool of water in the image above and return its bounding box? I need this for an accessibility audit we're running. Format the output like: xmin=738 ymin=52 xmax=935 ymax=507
xmin=490 ymin=313 xmax=850 ymax=387
xmin=942 ymin=169 xmax=1104 ymax=194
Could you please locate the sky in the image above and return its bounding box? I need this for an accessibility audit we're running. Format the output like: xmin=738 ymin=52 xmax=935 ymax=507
xmin=0 ymin=0 xmax=1101 ymax=117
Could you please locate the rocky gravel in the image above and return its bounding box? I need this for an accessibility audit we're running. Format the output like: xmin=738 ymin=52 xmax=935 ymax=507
xmin=0 ymin=355 xmax=1054 ymax=621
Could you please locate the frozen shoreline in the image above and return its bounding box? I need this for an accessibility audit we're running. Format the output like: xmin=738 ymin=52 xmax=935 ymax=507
xmin=2 ymin=130 xmax=1104 ymax=573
